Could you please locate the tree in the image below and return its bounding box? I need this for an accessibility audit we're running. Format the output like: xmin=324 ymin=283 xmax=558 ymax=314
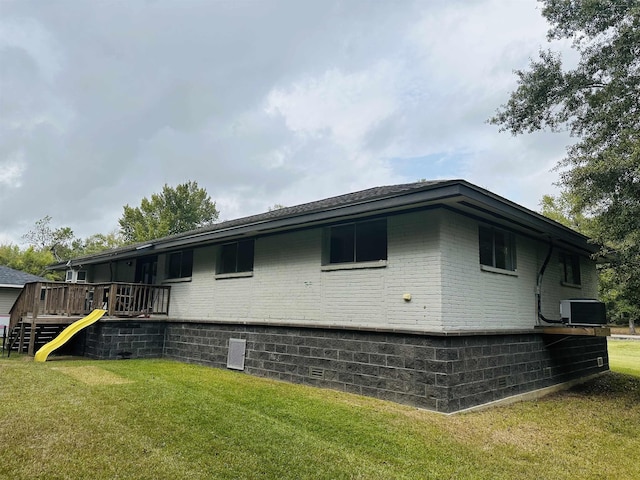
xmin=539 ymin=192 xmax=594 ymax=235
xmin=0 ymin=244 xmax=59 ymax=279
xmin=22 ymin=215 xmax=75 ymax=261
xmin=491 ymin=0 xmax=640 ymax=318
xmin=2 ymin=218 xmax=127 ymax=280
xmin=75 ymin=231 xmax=125 ymax=255
xmin=119 ymin=181 xmax=219 ymax=243
xmin=267 ymin=204 xmax=287 ymax=212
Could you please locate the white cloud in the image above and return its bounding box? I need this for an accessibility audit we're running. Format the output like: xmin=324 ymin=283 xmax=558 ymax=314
xmin=0 ymin=152 xmax=26 ymax=187
xmin=266 ymin=62 xmax=398 ymax=149
xmin=0 ymin=0 xmax=576 ymax=245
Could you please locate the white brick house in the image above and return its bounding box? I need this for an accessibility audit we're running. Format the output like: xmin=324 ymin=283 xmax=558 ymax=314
xmin=47 ymin=180 xmax=608 ymax=412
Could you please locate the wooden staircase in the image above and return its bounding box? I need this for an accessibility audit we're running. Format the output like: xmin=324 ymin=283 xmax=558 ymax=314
xmin=5 ymin=322 xmax=67 ymax=356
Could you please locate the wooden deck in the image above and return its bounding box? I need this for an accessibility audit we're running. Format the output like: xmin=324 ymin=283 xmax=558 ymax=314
xmin=7 ymin=281 xmax=171 ymax=356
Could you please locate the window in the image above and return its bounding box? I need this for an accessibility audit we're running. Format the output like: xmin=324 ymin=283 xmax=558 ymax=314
xmin=479 ymin=226 xmax=516 ymax=271
xmin=559 ymin=252 xmax=581 ymax=285
xmin=167 ymin=250 xmax=193 ymax=279
xmin=65 ymin=270 xmax=87 ymax=283
xmin=217 ymin=240 xmax=254 ymax=274
xmin=327 ymin=219 xmax=387 ymax=264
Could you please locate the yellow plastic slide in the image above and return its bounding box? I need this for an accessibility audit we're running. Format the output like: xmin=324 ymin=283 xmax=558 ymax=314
xmin=34 ymin=309 xmax=107 ymax=362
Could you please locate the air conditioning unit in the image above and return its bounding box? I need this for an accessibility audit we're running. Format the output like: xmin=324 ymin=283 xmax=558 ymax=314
xmin=560 ymin=299 xmax=606 ymax=326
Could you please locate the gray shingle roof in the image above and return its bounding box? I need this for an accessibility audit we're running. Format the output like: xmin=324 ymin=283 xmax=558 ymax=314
xmin=0 ymin=266 xmax=47 ymax=286
xmin=49 ymin=178 xmax=600 ymax=268
xmin=164 ymin=180 xmax=448 ymax=239
xmin=54 ymin=180 xmax=452 ymax=265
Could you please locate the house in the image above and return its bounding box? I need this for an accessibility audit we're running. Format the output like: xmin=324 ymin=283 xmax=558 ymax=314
xmin=0 ymin=266 xmax=47 ymax=329
xmin=11 ymin=180 xmax=609 ymax=412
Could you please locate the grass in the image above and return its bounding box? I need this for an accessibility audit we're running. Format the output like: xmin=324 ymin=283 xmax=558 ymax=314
xmin=608 ymin=338 xmax=640 ymax=376
xmin=0 ymin=346 xmax=639 ymax=480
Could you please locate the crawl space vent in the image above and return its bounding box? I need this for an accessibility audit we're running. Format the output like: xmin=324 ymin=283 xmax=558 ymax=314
xmin=227 ymin=339 xmax=247 ymax=371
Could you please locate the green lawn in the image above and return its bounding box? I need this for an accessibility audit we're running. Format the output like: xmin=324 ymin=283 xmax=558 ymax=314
xmin=608 ymin=339 xmax=640 ymax=376
xmin=1 ymin=350 xmax=639 ymax=480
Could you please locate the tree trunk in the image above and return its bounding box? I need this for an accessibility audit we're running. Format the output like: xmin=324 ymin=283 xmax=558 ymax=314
xmin=630 ymin=318 xmax=636 ymax=335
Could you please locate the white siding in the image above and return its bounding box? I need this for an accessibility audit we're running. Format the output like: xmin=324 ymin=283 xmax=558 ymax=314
xmin=538 ymin=250 xmax=599 ymax=321
xmin=165 ymin=210 xmax=444 ymax=330
xmin=385 ymin=211 xmax=442 ymax=328
xmin=439 ymin=211 xmax=599 ymax=331
xmin=130 ymin=207 xmax=600 ymax=333
xmin=0 ymin=288 xmax=20 ymax=315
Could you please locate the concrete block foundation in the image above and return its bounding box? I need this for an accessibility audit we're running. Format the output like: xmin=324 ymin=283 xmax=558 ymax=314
xmin=77 ymin=320 xmax=608 ymax=413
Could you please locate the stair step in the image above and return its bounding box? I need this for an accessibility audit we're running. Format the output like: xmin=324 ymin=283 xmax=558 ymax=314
xmin=5 ymin=323 xmax=73 ymax=354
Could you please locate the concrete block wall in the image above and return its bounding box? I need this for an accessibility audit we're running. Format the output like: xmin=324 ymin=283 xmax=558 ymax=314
xmin=445 ymin=334 xmax=608 ymax=411
xmin=163 ymin=323 xmax=450 ymax=410
xmin=77 ymin=319 xmax=608 ymax=412
xmin=160 ymin=322 xmax=609 ymax=413
xmin=80 ymin=320 xmax=166 ymax=359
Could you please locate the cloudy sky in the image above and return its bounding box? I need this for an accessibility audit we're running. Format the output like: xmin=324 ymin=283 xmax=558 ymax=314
xmin=0 ymin=0 xmax=575 ymax=245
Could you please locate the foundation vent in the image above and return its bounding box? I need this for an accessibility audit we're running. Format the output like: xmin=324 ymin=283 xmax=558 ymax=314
xmin=309 ymin=367 xmax=324 ymax=379
xmin=227 ymin=338 xmax=247 ymax=371
xmin=497 ymin=377 xmax=507 ymax=388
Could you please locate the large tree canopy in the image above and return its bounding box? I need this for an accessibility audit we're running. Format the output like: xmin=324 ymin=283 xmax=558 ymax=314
xmin=491 ymin=0 xmax=640 ymax=316
xmin=119 ymin=181 xmax=219 ymax=243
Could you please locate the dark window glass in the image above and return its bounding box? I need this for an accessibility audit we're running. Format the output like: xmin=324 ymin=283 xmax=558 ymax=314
xmin=560 ymin=252 xmax=581 ymax=285
xmin=218 ymin=240 xmax=254 ymax=274
xmin=479 ymin=226 xmax=516 ymax=271
xmin=167 ymin=250 xmax=193 ymax=278
xmin=356 ymin=219 xmax=387 ymax=262
xmin=219 ymin=243 xmax=238 ymax=274
xmin=236 ymin=240 xmax=255 ymax=272
xmin=76 ymin=271 xmax=87 ymax=282
xmin=330 ymin=224 xmax=355 ymax=263
xmin=479 ymin=227 xmax=493 ymax=266
xmin=328 ymin=219 xmax=387 ymax=264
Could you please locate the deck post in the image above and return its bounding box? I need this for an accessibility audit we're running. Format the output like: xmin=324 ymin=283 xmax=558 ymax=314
xmin=108 ymin=284 xmax=117 ymax=317
xmin=32 ymin=283 xmax=41 ymax=321
xmin=26 ymin=283 xmax=42 ymax=356
xmin=18 ymin=322 xmax=25 ymax=354
xmin=28 ymin=319 xmax=36 ymax=356
xmin=65 ymin=285 xmax=72 ymax=316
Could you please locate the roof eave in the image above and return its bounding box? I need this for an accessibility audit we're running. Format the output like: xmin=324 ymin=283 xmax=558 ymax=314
xmin=50 ymin=180 xmax=601 ymax=269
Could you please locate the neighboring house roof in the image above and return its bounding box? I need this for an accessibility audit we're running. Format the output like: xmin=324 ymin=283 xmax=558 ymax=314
xmin=0 ymin=266 xmax=48 ymax=288
xmin=50 ymin=179 xmax=600 ymax=269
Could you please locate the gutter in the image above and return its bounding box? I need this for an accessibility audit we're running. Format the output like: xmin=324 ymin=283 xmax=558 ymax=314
xmin=49 ymin=180 xmax=603 ymax=269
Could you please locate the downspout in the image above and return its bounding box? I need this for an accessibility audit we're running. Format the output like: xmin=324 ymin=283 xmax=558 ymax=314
xmin=537 ymin=240 xmax=564 ymax=325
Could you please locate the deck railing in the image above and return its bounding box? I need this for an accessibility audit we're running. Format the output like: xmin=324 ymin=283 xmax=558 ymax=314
xmin=8 ymin=281 xmax=171 ymax=332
